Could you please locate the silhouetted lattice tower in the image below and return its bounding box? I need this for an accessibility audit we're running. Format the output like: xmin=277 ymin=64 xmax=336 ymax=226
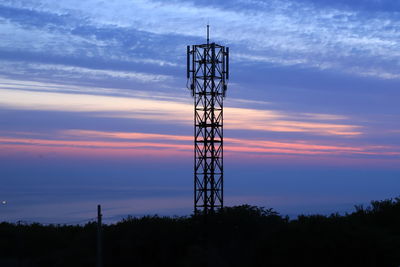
xmin=186 ymin=26 xmax=229 ymax=215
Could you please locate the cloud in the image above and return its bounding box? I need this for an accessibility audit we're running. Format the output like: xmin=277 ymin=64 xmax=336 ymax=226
xmin=0 ymin=81 xmax=362 ymax=136
xmin=0 ymin=61 xmax=172 ymax=84
xmin=1 ymin=0 xmax=399 ymax=79
xmin=225 ymin=107 xmax=361 ymax=136
xmin=0 ymin=130 xmax=398 ymax=159
xmin=0 ymin=77 xmax=183 ymax=101
xmin=63 ymin=129 xmax=192 ymax=142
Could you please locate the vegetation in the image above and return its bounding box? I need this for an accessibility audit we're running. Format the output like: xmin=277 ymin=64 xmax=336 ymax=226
xmin=1 ymin=198 xmax=400 ymax=266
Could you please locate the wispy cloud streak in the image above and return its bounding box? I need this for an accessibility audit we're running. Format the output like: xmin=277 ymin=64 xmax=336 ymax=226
xmin=1 ymin=130 xmax=398 ymax=159
xmin=0 ymin=85 xmax=362 ymax=137
xmin=1 ymin=0 xmax=399 ymax=79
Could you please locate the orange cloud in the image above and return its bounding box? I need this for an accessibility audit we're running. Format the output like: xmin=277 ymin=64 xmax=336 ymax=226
xmin=63 ymin=129 xmax=192 ymax=142
xmin=225 ymin=107 xmax=362 ymax=136
xmin=0 ymin=80 xmax=362 ymax=137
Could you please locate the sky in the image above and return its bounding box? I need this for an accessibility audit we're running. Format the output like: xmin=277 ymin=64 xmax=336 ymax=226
xmin=0 ymin=0 xmax=399 ymax=223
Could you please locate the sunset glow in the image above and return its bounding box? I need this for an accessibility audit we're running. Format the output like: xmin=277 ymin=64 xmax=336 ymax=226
xmin=1 ymin=0 xmax=399 ymax=222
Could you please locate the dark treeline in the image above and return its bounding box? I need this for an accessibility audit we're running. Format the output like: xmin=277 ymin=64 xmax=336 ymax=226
xmin=1 ymin=198 xmax=400 ymax=267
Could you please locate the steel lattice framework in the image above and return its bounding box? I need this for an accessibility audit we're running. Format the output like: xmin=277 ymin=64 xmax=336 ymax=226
xmin=187 ymin=27 xmax=229 ymax=215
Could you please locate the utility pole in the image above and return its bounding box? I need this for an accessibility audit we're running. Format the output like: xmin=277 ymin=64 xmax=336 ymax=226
xmin=97 ymin=205 xmax=102 ymax=267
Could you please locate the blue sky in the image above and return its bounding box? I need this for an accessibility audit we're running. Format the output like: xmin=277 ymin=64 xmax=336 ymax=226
xmin=0 ymin=0 xmax=399 ymax=223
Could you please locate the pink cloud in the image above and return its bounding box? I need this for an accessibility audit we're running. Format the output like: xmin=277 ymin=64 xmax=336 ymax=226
xmin=0 ymin=130 xmax=398 ymax=165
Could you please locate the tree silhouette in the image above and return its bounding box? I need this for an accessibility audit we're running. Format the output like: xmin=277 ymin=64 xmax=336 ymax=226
xmin=1 ymin=198 xmax=400 ymax=266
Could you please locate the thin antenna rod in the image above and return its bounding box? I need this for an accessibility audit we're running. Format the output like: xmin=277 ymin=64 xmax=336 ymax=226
xmin=207 ymin=24 xmax=209 ymax=45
